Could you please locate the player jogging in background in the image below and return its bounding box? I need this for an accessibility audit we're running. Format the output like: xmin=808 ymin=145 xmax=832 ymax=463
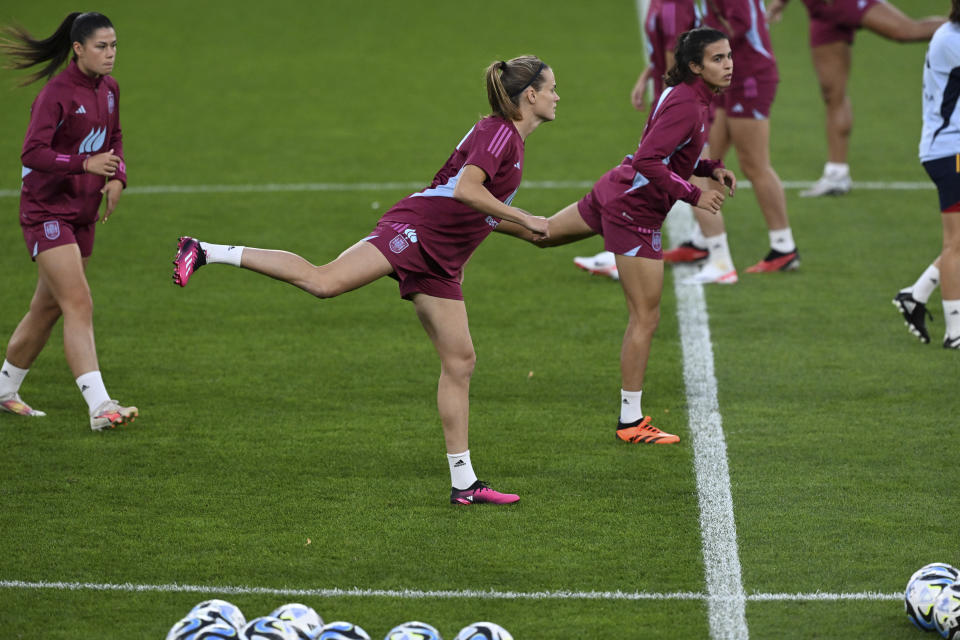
xmin=498 ymin=28 xmax=736 ymax=444
xmin=0 ymin=12 xmax=137 ymax=430
xmin=668 ymin=0 xmax=800 ymax=282
xmin=573 ymin=0 xmax=700 ymax=282
xmin=893 ymin=0 xmax=960 ymax=350
xmin=766 ymin=0 xmax=945 ymax=197
xmin=172 ymin=56 xmax=556 ymax=505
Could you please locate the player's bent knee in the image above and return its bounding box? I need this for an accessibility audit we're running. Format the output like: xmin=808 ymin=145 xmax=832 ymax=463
xmin=29 ymin=295 xmax=62 ymax=319
xmin=304 ymin=273 xmax=347 ymax=299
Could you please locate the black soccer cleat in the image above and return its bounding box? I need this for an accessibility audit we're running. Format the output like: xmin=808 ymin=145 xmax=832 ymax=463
xmin=892 ymin=290 xmax=933 ymax=344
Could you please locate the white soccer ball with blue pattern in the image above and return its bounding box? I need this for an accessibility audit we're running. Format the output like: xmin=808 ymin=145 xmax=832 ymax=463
xmin=239 ymin=616 xmax=299 ymax=640
xmin=383 ymin=620 xmax=443 ymax=640
xmin=268 ymin=603 xmax=323 ymax=639
xmin=906 ymin=563 xmax=959 ymax=630
xmin=314 ymin=621 xmax=371 ymax=640
xmin=167 ymin=616 xmax=242 ymax=640
xmin=934 ymin=583 xmax=960 ymax=640
xmin=189 ymin=598 xmax=247 ymax=630
xmin=452 ymin=622 xmax=512 ymax=640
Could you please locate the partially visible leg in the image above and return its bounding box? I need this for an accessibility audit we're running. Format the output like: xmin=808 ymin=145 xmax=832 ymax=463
xmin=36 ymin=246 xmax=98 ymax=378
xmin=174 ymin=236 xmax=393 ymax=298
xmin=35 ymin=246 xmax=136 ymax=428
xmin=728 ymin=116 xmax=801 ymax=273
xmin=941 ymin=212 xmax=960 ymax=347
xmin=699 ymin=112 xmax=732 ymax=239
xmin=520 ymin=201 xmax=618 ymax=280
xmin=728 ymin=117 xmax=790 ymax=233
xmin=613 ymin=254 xmax=678 ymax=443
xmin=413 ymin=294 xmax=518 ymax=502
xmin=241 ymin=241 xmax=393 ymax=298
xmin=862 ymin=2 xmax=945 ymax=42
xmin=3 ymin=274 xmax=62 ymax=370
xmin=801 ymin=41 xmax=855 ymax=197
xmin=616 ymin=255 xmax=663 ymax=392
xmin=413 ymin=295 xmax=476 ymax=456
xmin=0 ymin=269 xmax=63 ymax=416
xmin=811 ymin=41 xmax=852 ymax=168
xmin=674 ymin=119 xmax=737 ymax=284
xmin=496 ymin=202 xmax=596 ymax=247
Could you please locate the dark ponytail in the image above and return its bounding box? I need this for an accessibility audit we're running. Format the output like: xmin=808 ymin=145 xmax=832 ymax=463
xmin=951 ymin=0 xmax=960 ymax=24
xmin=485 ymin=55 xmax=549 ymax=121
xmin=1 ymin=12 xmax=114 ymax=85
xmin=664 ymin=27 xmax=728 ymax=87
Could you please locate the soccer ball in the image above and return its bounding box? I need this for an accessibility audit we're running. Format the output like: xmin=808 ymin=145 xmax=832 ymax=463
xmin=268 ymin=603 xmax=324 ymax=639
xmin=189 ymin=598 xmax=247 ymax=630
xmin=934 ymin=583 xmax=960 ymax=640
xmin=453 ymin=622 xmax=513 ymax=640
xmin=314 ymin=621 xmax=372 ymax=640
xmin=906 ymin=563 xmax=959 ymax=630
xmin=167 ymin=616 xmax=242 ymax=640
xmin=239 ymin=616 xmax=299 ymax=640
xmin=383 ymin=621 xmax=443 ymax=640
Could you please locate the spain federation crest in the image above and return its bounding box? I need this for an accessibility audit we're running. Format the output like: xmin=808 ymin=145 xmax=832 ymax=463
xmin=43 ymin=220 xmax=60 ymax=240
xmin=389 ymin=234 xmax=409 ymax=254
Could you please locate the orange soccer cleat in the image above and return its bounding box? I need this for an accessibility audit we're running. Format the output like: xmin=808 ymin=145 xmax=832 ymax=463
xmin=615 ymin=416 xmax=679 ymax=444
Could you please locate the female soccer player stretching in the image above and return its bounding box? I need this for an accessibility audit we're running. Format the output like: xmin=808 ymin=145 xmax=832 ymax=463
xmin=499 ymin=28 xmax=735 ymax=443
xmin=0 ymin=12 xmax=137 ymax=430
xmin=172 ymin=56 xmax=556 ymax=505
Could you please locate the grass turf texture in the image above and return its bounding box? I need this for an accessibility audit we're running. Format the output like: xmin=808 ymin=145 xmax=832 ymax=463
xmin=1 ymin=0 xmax=958 ymax=638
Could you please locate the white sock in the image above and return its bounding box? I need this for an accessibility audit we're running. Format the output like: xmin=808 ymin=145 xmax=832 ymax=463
xmin=824 ymin=162 xmax=849 ymax=179
xmin=704 ymin=232 xmax=734 ymax=272
xmin=76 ymin=371 xmax=111 ymax=414
xmin=944 ymin=299 xmax=960 ymax=337
xmin=769 ymin=227 xmax=796 ymax=254
xmin=447 ymin=450 xmax=478 ymax=490
xmin=910 ymin=264 xmax=940 ymax=304
xmin=691 ymin=225 xmax=708 ymax=250
xmin=620 ymin=389 xmax=644 ymax=424
xmin=0 ymin=360 xmax=29 ymax=397
xmin=203 ymin=242 xmax=244 ymax=267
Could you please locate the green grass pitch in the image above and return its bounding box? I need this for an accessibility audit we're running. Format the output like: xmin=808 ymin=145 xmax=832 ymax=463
xmin=1 ymin=1 xmax=958 ymax=638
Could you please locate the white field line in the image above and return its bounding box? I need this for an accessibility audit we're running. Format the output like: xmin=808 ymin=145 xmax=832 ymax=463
xmin=666 ymin=202 xmax=749 ymax=640
xmin=0 ymin=179 xmax=934 ymax=199
xmin=0 ymin=580 xmax=902 ymax=601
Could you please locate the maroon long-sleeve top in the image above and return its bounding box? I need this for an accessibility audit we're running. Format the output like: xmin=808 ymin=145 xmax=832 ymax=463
xmin=19 ymin=59 xmax=126 ymax=225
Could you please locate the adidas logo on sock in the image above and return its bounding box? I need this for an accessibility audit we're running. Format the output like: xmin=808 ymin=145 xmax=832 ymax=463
xmin=453 ymin=460 xmax=466 ymax=467
xmin=1 ymin=370 xmax=9 ymax=377
xmin=622 ymin=398 xmax=630 ymax=404
xmin=951 ymin=310 xmax=960 ymax=316
xmin=80 ymin=384 xmax=90 ymax=392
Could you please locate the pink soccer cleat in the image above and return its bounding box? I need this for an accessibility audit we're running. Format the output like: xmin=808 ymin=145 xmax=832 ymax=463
xmin=172 ymin=236 xmax=206 ymax=287
xmin=0 ymin=392 xmax=46 ymax=417
xmin=450 ymin=480 xmax=519 ymax=505
xmin=90 ymin=399 xmax=138 ymax=431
